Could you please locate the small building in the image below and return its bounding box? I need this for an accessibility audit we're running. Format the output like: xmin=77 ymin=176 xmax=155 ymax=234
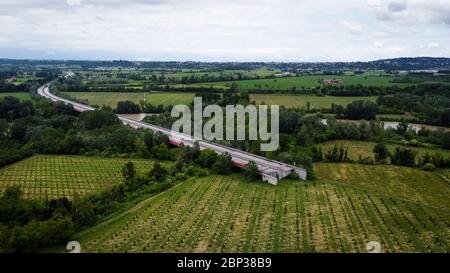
xmin=322 ymin=79 xmax=343 ymax=85
xmin=274 ymin=72 xmax=295 ymax=78
xmin=408 ymin=70 xmax=438 ymax=76
xmin=5 ymin=76 xmax=16 ymax=83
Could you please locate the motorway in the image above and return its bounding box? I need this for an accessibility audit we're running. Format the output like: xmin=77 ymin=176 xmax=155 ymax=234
xmin=37 ymin=83 xmax=307 ymax=185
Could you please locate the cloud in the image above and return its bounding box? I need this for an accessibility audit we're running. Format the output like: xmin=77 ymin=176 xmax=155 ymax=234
xmin=341 ymin=20 xmax=364 ymax=35
xmin=369 ymin=0 xmax=450 ymax=26
xmin=66 ymin=0 xmax=81 ymax=6
xmin=0 ymin=0 xmax=448 ymax=61
xmin=373 ymin=41 xmax=384 ymax=48
xmin=388 ymin=1 xmax=407 ymax=12
xmin=428 ymin=42 xmax=440 ymax=48
xmin=366 ymin=0 xmax=381 ymax=7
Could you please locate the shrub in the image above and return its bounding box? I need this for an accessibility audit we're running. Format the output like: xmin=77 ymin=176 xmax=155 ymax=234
xmin=391 ymin=148 xmax=417 ymax=167
xmin=324 ymin=145 xmax=349 ymax=162
xmin=344 ymin=100 xmax=377 ymax=120
xmin=243 ymin=161 xmax=260 ymax=181
xmin=287 ymin=171 xmax=300 ymax=179
xmin=185 ymin=166 xmax=196 ymax=176
xmin=373 ymin=142 xmax=389 ymax=162
xmin=196 ymin=169 xmax=208 ymax=177
xmin=174 ymin=173 xmax=187 ymax=180
xmin=78 ymin=110 xmax=119 ymax=130
xmin=115 ymin=100 xmax=141 ymax=114
xmin=358 ymin=157 xmax=375 ymax=165
xmin=149 ymin=162 xmax=168 ymax=182
xmin=421 ymin=163 xmax=436 ymax=171
xmin=212 ymin=153 xmax=233 ymax=175
xmin=197 ymin=149 xmax=218 ymax=168
xmin=122 ymin=161 xmax=136 ymax=180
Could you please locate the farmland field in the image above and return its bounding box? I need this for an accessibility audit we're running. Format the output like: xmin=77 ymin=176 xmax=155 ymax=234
xmin=318 ymin=140 xmax=450 ymax=163
xmin=75 ymin=173 xmax=449 ymax=253
xmin=179 ymin=75 xmax=415 ymax=90
xmin=0 ymin=155 xmax=169 ymax=200
xmin=63 ymin=92 xmax=195 ymax=108
xmin=78 ymin=69 xmax=278 ymax=84
xmin=250 ymin=94 xmax=377 ymax=108
xmin=377 ymin=113 xmax=416 ymax=120
xmin=163 ymin=68 xmax=278 ymax=79
xmin=0 ymin=92 xmax=31 ymax=101
xmin=11 ymin=77 xmax=44 ymax=85
xmin=315 ymin=163 xmax=450 ymax=209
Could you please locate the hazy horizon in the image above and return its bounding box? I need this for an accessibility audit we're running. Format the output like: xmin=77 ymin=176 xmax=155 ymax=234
xmin=1 ymin=54 xmax=449 ymax=63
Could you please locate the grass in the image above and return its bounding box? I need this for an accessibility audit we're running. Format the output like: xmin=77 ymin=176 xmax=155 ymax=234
xmin=376 ymin=113 xmax=421 ymax=123
xmin=180 ymin=74 xmax=415 ymax=90
xmin=163 ymin=69 xmax=278 ymax=80
xmin=325 ymin=113 xmax=417 ymax=120
xmin=315 ymin=163 xmax=450 ymax=209
xmin=12 ymin=77 xmax=43 ymax=86
xmin=72 ymin=174 xmax=449 ymax=253
xmin=318 ymin=140 xmax=450 ymax=163
xmin=250 ymin=94 xmax=377 ymax=108
xmin=77 ymin=69 xmax=278 ymax=87
xmin=0 ymin=155 xmax=170 ymax=200
xmin=0 ymin=92 xmax=31 ymax=101
xmin=63 ymin=92 xmax=195 ymax=108
xmin=377 ymin=113 xmax=415 ymax=120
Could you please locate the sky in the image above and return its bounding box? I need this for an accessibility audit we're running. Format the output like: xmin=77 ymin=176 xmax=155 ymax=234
xmin=0 ymin=0 xmax=449 ymax=62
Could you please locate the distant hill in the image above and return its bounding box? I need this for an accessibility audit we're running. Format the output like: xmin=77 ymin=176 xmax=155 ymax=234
xmin=368 ymin=57 xmax=450 ymax=70
xmin=0 ymin=57 xmax=449 ymax=71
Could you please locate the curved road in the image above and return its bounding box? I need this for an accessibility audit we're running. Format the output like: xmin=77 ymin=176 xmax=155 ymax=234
xmin=37 ymin=82 xmax=307 ymax=184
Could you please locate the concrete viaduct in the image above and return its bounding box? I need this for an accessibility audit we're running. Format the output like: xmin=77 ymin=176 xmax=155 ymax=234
xmin=37 ymin=83 xmax=307 ymax=185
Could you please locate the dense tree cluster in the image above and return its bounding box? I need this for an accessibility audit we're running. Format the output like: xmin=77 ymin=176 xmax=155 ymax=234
xmin=0 ymin=96 xmax=34 ymax=121
xmin=0 ymin=187 xmax=75 ymax=252
xmin=330 ymin=100 xmax=378 ymax=120
xmin=373 ymin=84 xmax=450 ymax=126
xmin=115 ymin=100 xmax=141 ymax=114
xmin=391 ymin=148 xmax=417 ymax=167
xmin=373 ymin=143 xmax=389 ymax=162
xmin=0 ymin=98 xmax=178 ymax=169
xmin=140 ymin=102 xmax=172 ymax=113
xmin=0 ymin=68 xmax=57 ymax=94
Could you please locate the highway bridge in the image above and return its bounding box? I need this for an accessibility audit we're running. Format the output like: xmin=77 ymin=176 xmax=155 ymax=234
xmin=37 ymin=83 xmax=307 ymax=185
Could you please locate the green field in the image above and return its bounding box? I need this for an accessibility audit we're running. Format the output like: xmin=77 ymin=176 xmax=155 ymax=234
xmin=377 ymin=113 xmax=414 ymax=119
xmin=78 ymin=69 xmax=278 ymax=85
xmin=11 ymin=77 xmax=44 ymax=86
xmin=315 ymin=163 xmax=450 ymax=209
xmin=163 ymin=69 xmax=278 ymax=80
xmin=180 ymin=74 xmax=413 ymax=90
xmin=250 ymin=94 xmax=377 ymax=108
xmin=75 ymin=173 xmax=449 ymax=253
xmin=0 ymin=155 xmax=170 ymax=200
xmin=319 ymin=140 xmax=450 ymax=163
xmin=324 ymin=113 xmax=416 ymax=121
xmin=0 ymin=92 xmax=31 ymax=101
xmin=63 ymin=92 xmax=195 ymax=108
xmin=376 ymin=113 xmax=417 ymax=121
xmin=3 ymin=155 xmax=448 ymax=252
